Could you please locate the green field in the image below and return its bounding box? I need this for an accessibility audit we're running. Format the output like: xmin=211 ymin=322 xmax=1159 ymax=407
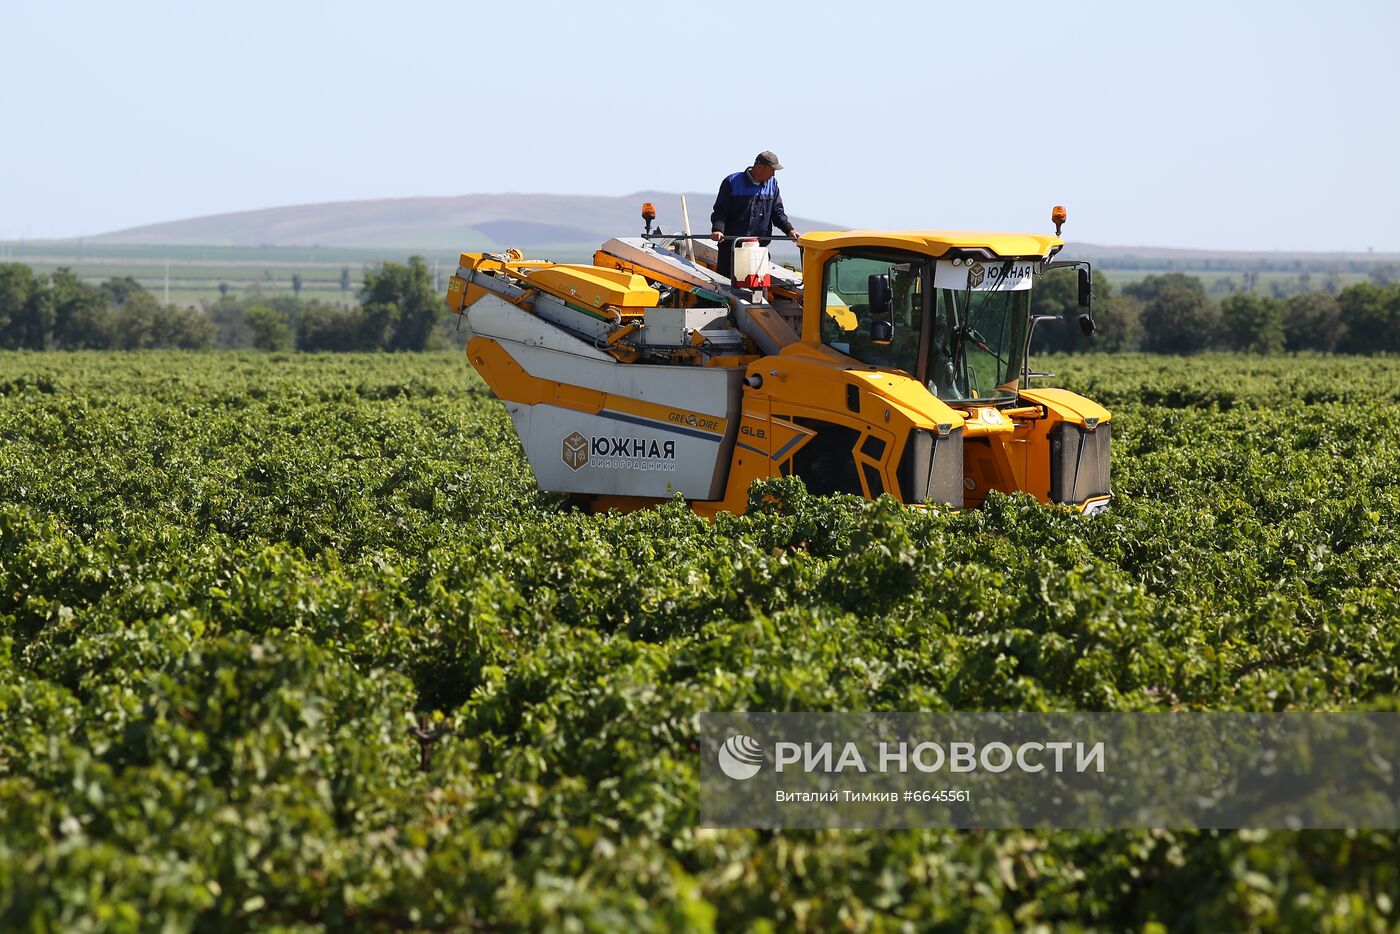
xmin=0 ymin=243 xmax=598 ymax=306
xmin=2 ymin=352 xmax=1399 ymax=930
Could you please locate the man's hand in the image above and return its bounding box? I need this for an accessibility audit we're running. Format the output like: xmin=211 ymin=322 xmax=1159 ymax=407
xmin=787 ymin=230 xmax=802 ymax=240
xmin=710 ymin=231 xmax=724 ymax=241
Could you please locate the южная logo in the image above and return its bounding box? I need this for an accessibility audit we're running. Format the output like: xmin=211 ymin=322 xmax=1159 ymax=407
xmin=562 ymin=430 xmax=588 ymax=471
xmin=967 ymin=262 xmax=986 ymax=289
xmin=717 ymin=734 xmax=764 ymax=780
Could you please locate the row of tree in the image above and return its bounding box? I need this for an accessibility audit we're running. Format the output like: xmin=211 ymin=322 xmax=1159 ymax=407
xmin=5 ymin=259 xmax=1398 ymax=356
xmin=0 ymin=257 xmax=449 ymax=352
xmin=0 ymin=268 xmax=213 ymax=350
xmin=1097 ymin=256 xmax=1400 ymax=279
xmin=1031 ymin=272 xmax=1400 ymax=355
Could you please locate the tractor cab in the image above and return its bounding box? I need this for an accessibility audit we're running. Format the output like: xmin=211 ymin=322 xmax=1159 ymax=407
xmin=796 ymin=230 xmax=1088 ymax=409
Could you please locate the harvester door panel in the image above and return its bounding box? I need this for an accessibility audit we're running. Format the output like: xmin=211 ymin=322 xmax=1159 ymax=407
xmin=765 ymin=416 xmax=818 ymax=479
xmin=785 ymin=416 xmax=864 ymax=496
xmin=719 ymin=398 xmax=821 ymax=506
xmin=854 ymin=429 xmax=896 ymax=499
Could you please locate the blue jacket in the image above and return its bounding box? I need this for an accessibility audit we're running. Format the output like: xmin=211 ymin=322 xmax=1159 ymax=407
xmin=710 ymin=170 xmax=794 ymax=239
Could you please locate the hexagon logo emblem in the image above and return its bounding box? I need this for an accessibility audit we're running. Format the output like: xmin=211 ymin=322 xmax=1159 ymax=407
xmin=562 ymin=430 xmax=589 ymax=471
xmin=967 ymin=262 xmax=986 ymax=289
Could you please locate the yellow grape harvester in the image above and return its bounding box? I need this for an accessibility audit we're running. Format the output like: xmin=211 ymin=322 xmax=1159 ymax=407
xmin=446 ymin=206 xmax=1111 ymax=517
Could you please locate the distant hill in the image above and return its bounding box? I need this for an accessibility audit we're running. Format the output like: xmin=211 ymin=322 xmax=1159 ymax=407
xmin=84 ymin=192 xmax=844 ymax=252
xmin=47 ymin=195 xmax=1399 ymax=277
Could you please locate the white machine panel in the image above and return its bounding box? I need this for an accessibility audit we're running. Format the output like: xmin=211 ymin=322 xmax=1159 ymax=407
xmin=510 ymin=400 xmax=737 ymax=499
xmin=466 ymin=278 xmax=747 ymax=499
xmin=490 ymin=336 xmax=743 ymax=499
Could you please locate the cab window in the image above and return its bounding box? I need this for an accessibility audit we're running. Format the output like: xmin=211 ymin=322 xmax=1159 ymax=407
xmin=820 ymin=250 xmax=926 ymax=375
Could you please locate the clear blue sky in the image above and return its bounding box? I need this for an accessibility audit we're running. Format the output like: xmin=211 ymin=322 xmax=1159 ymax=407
xmin=3 ymin=0 xmax=1397 ymax=251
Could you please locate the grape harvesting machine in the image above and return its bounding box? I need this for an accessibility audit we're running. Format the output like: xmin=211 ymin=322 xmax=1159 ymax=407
xmin=447 ymin=204 xmax=1111 ymax=517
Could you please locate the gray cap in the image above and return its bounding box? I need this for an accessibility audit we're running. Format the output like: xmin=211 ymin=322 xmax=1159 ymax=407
xmin=755 ymin=150 xmax=784 ymax=170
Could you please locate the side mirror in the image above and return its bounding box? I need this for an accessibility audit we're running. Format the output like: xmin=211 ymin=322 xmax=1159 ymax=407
xmin=868 ymin=274 xmax=891 ymax=315
xmin=870 ymin=318 xmax=893 ymax=345
xmin=1076 ymin=266 xmax=1095 ymax=336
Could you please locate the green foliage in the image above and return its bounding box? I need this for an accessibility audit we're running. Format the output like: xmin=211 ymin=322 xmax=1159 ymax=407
xmin=153 ymin=302 xmax=214 ymax=350
xmin=361 ymin=256 xmax=445 ymax=352
xmin=297 ymin=302 xmax=372 ymax=352
xmin=245 ymin=305 xmax=294 ymax=352
xmin=105 ymin=291 xmax=212 ymax=350
xmin=1096 ymin=292 xmax=1144 ymax=353
xmin=0 ymin=352 xmax=1397 ymax=930
xmin=99 ymin=276 xmax=146 ymax=307
xmin=1337 ymin=282 xmax=1400 ymax=354
xmin=1124 ymin=272 xmax=1209 ymax=305
xmin=1031 ymin=269 xmax=1139 ymax=354
xmin=115 ymin=291 xmax=161 ymax=349
xmin=1282 ymin=292 xmax=1342 ymax=353
xmin=206 ymin=295 xmax=252 ymax=348
xmin=1219 ymin=293 xmax=1285 ymax=354
xmin=0 ymin=259 xmax=452 ymax=354
xmin=50 ymin=268 xmax=108 ymax=350
xmin=0 ymin=269 xmax=210 ymax=351
xmin=0 ymin=263 xmax=40 ymax=349
xmin=1132 ymin=275 xmax=1220 ymax=355
xmin=199 ymin=259 xmax=448 ymax=353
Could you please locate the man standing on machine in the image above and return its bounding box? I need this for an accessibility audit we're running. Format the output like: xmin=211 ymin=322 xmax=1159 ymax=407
xmin=709 ymin=150 xmax=801 ymax=279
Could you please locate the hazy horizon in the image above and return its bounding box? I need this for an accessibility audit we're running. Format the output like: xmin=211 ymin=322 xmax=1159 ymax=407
xmin=4 ymin=1 xmax=1397 ymax=252
xmin=2 ymin=191 xmax=1390 ymax=262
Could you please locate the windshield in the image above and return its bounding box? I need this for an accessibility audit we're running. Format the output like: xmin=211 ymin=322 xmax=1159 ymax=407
xmin=929 ymin=288 xmax=1029 ymax=402
xmin=820 ymin=251 xmax=1031 ymax=403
